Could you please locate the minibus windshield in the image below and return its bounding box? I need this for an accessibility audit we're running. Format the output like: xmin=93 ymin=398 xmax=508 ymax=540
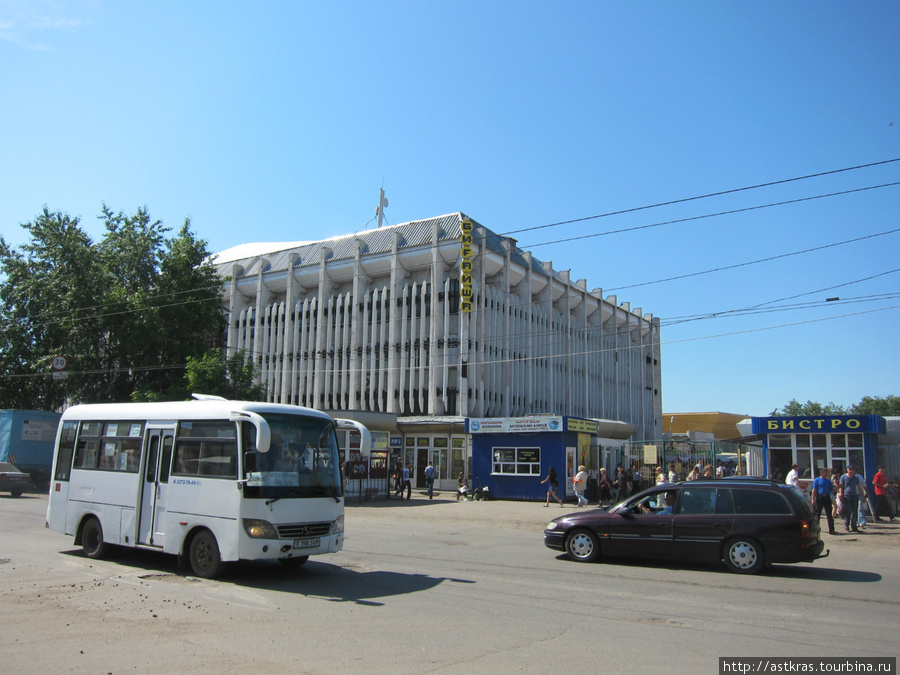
xmin=242 ymin=413 xmax=342 ymax=499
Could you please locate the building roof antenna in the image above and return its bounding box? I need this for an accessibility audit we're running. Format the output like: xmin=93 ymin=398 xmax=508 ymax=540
xmin=376 ymin=184 xmax=389 ymax=228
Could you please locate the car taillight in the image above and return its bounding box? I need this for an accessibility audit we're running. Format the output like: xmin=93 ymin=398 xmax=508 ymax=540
xmin=799 ymin=520 xmax=811 ymax=539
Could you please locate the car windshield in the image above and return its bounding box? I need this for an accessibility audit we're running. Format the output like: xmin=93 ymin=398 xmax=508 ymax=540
xmin=242 ymin=413 xmax=342 ymax=500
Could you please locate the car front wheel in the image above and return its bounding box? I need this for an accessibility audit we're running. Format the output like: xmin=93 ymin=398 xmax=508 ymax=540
xmin=723 ymin=537 xmax=765 ymax=574
xmin=566 ymin=529 xmax=601 ymax=563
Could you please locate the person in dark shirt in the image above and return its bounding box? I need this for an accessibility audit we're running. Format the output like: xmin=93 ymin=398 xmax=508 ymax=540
xmin=812 ymin=467 xmax=836 ymax=534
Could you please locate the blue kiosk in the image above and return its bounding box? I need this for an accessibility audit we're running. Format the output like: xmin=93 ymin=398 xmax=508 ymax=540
xmin=750 ymin=414 xmax=885 ymax=491
xmin=467 ymin=416 xmax=602 ymax=501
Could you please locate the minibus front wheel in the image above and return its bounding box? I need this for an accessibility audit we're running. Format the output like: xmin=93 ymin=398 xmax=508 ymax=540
xmin=188 ymin=529 xmax=224 ymax=579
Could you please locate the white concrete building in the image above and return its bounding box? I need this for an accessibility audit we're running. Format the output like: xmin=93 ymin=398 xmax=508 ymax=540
xmin=213 ymin=213 xmax=662 ymax=441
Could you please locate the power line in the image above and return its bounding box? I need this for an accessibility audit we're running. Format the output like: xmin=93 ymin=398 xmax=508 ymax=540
xmin=500 ymin=157 xmax=900 ymax=236
xmin=605 ymin=227 xmax=900 ymax=292
xmin=520 ymin=181 xmax=900 ymax=250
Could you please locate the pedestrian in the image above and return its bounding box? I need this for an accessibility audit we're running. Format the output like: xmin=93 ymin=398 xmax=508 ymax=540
xmin=811 ymin=467 xmax=836 ymax=534
xmin=540 ymin=466 xmax=564 ymax=507
xmin=613 ymin=465 xmax=628 ymax=501
xmin=832 ymin=469 xmax=843 ymax=519
xmin=702 ymin=464 xmax=714 ymax=479
xmin=456 ymin=472 xmax=468 ymax=500
xmin=393 ymin=459 xmax=403 ymax=496
xmin=598 ymin=467 xmax=612 ymax=505
xmin=656 ymin=466 xmax=667 ymax=488
xmin=873 ymin=465 xmax=894 ymax=522
xmin=668 ymin=464 xmax=678 ymax=484
xmin=686 ymin=466 xmax=700 ymax=481
xmin=857 ymin=470 xmax=868 ymax=530
xmin=839 ymin=465 xmax=865 ymax=532
xmin=401 ymin=464 xmax=412 ymax=500
xmin=785 ymin=463 xmax=800 ymax=488
xmin=630 ymin=463 xmax=642 ymax=494
xmin=424 ymin=461 xmax=436 ymax=499
xmin=573 ymin=465 xmax=589 ymax=507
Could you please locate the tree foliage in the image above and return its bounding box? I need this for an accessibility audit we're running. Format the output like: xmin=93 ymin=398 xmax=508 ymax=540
xmin=184 ymin=349 xmax=265 ymax=401
xmin=0 ymin=206 xmax=227 ymax=409
xmin=774 ymin=396 xmax=900 ymax=417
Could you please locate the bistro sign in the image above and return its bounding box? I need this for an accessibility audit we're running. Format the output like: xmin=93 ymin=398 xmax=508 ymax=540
xmin=752 ymin=415 xmax=885 ymax=435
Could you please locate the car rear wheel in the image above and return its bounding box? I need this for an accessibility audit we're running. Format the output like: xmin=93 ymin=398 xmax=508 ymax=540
xmin=566 ymin=529 xmax=601 ymax=563
xmin=82 ymin=517 xmax=108 ymax=559
xmin=723 ymin=537 xmax=764 ymax=574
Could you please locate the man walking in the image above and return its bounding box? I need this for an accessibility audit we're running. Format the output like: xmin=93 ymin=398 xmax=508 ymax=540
xmin=424 ymin=461 xmax=436 ymax=500
xmin=812 ymin=467 xmax=836 ymax=534
xmin=873 ymin=465 xmax=893 ymax=522
xmin=401 ymin=464 xmax=412 ymax=500
xmin=839 ymin=465 xmax=865 ymax=533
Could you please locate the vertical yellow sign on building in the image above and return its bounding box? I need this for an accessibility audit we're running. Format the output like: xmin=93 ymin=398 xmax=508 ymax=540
xmin=460 ymin=219 xmax=474 ymax=312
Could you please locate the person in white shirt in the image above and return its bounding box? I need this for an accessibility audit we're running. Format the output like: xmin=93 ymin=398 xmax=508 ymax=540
xmin=785 ymin=463 xmax=800 ymax=487
xmin=573 ymin=465 xmax=589 ymax=507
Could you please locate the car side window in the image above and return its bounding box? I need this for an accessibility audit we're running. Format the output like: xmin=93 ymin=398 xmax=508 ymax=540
xmin=732 ymin=489 xmax=792 ymax=515
xmin=715 ymin=488 xmax=734 ymax=515
xmin=677 ymin=488 xmax=716 ymax=515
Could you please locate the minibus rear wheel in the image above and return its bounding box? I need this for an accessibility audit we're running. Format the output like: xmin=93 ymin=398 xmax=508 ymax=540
xmin=81 ymin=516 xmax=108 ymax=559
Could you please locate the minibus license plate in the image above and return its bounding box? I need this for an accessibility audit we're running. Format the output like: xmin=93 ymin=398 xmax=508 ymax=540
xmin=293 ymin=537 xmax=320 ymax=549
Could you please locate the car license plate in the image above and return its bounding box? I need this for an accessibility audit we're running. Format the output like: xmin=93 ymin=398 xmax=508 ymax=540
xmin=293 ymin=538 xmax=320 ymax=549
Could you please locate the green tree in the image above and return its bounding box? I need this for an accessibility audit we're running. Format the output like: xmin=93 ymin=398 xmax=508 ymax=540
xmin=774 ymin=399 xmax=850 ymax=416
xmin=0 ymin=209 xmax=102 ymax=409
xmin=852 ymin=395 xmax=900 ymax=416
xmin=0 ymin=205 xmax=226 ymax=408
xmin=184 ymin=349 xmax=265 ymax=401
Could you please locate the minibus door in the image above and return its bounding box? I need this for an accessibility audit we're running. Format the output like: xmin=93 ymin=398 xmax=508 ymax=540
xmin=138 ymin=428 xmax=174 ymax=548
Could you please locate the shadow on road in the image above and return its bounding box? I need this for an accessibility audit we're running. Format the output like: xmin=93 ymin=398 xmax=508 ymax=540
xmin=59 ymin=546 xmax=476 ymax=605
xmin=551 ymin=553 xmax=882 ymax=583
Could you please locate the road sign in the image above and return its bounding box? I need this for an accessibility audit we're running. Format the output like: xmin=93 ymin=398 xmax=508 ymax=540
xmin=51 ymin=355 xmax=68 ymax=371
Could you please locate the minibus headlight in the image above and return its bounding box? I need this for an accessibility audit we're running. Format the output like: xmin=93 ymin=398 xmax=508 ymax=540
xmin=243 ymin=519 xmax=278 ymax=539
xmin=329 ymin=515 xmax=344 ymax=535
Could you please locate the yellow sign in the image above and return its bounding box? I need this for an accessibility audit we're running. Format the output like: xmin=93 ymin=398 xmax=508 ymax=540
xmin=460 ymin=219 xmax=474 ymax=312
xmin=566 ymin=418 xmax=599 ymax=434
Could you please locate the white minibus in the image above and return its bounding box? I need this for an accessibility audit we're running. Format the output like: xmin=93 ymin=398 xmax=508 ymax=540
xmin=46 ymin=396 xmax=370 ymax=578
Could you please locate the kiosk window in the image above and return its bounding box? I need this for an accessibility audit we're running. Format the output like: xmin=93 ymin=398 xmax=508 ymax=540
xmin=491 ymin=447 xmax=541 ymax=476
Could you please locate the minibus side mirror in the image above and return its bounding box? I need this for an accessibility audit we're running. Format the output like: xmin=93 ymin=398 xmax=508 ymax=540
xmin=229 ymin=410 xmax=271 ymax=453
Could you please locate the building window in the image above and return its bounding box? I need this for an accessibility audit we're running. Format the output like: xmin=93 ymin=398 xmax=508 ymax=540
xmin=491 ymin=447 xmax=541 ymax=476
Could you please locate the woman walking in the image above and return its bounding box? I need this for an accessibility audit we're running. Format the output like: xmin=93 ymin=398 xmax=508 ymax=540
xmin=573 ymin=465 xmax=589 ymax=507
xmin=598 ymin=467 xmax=612 ymax=505
xmin=541 ymin=466 xmax=564 ymax=507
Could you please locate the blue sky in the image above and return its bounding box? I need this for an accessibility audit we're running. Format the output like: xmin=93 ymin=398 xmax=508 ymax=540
xmin=2 ymin=1 xmax=898 ymax=417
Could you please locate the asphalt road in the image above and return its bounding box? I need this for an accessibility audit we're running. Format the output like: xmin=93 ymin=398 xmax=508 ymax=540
xmin=1 ymin=490 xmax=897 ymax=674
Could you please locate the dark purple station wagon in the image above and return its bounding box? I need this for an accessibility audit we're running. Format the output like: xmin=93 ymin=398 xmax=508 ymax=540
xmin=544 ymin=478 xmax=828 ymax=574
